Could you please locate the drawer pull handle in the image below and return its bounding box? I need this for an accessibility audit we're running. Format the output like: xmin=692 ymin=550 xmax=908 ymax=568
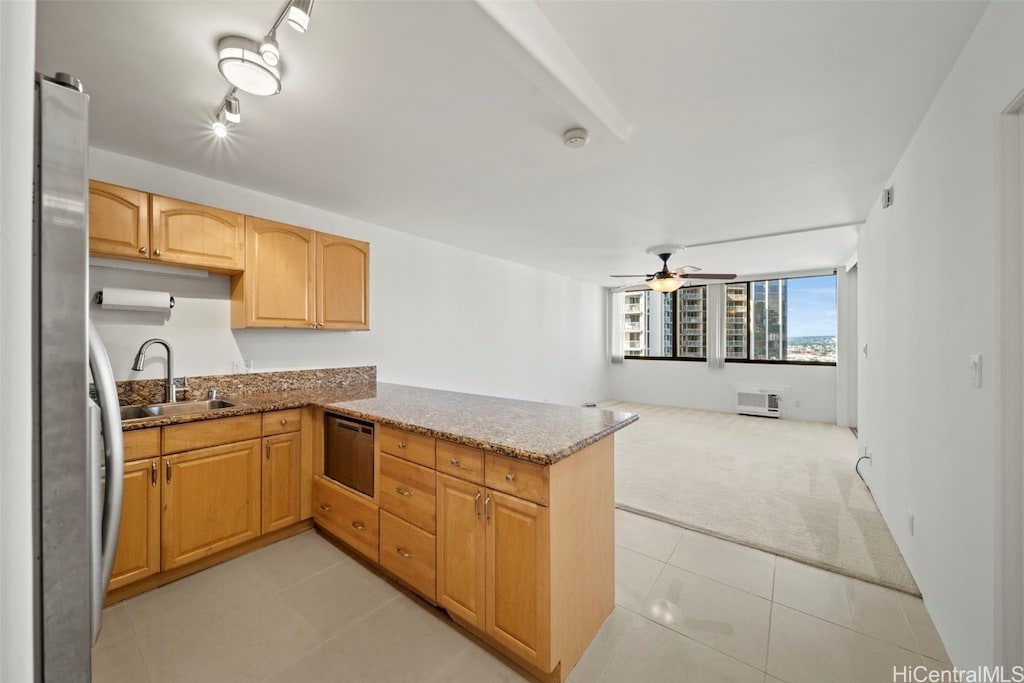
xmin=449 ymin=457 xmax=460 ymax=467
xmin=505 ymin=473 xmax=515 ymax=482
xmin=474 ymin=491 xmax=481 ymax=517
xmin=352 ymin=521 xmax=366 ymax=531
xmin=266 ymin=442 xmax=271 ymax=460
xmin=138 ymin=246 xmax=148 ymax=255
xmin=397 ymin=441 xmax=406 ymax=449
xmin=319 ymin=503 xmax=332 ymax=512
xmin=280 ymin=419 xmax=287 ymax=426
xmin=484 ymin=494 xmax=491 ymax=522
xmin=395 ymin=487 xmax=412 ymax=497
xmin=151 ymin=460 xmax=157 ymax=486
xmin=153 ymin=249 xmax=162 ymax=257
xmin=396 ymin=547 xmax=412 ymax=559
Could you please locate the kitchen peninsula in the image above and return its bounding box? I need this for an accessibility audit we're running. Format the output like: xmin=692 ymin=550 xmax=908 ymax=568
xmin=114 ymin=368 xmax=637 ymax=682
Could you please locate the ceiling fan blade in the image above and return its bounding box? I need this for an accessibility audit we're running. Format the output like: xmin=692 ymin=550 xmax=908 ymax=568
xmin=683 ymin=273 xmax=737 ymax=280
xmin=669 ymin=265 xmax=703 ymax=274
xmin=611 ymin=282 xmax=649 ymax=292
xmin=610 ymin=274 xmax=650 ymax=278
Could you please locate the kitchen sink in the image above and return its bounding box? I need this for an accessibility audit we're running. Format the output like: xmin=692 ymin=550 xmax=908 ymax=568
xmin=143 ymin=399 xmax=240 ymax=417
xmin=119 ymin=405 xmax=150 ymax=420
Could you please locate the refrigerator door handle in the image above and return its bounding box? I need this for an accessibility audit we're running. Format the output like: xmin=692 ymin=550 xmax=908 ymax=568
xmin=88 ymin=322 xmax=124 ymax=642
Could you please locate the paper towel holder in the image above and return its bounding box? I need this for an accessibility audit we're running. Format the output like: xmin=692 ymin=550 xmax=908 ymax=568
xmin=94 ymin=291 xmax=176 ymax=309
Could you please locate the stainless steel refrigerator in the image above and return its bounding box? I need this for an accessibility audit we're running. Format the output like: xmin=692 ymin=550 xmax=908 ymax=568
xmin=33 ymin=72 xmax=124 ymax=681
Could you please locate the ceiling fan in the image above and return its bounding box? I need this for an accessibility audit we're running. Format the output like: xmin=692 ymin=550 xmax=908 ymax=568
xmin=611 ymin=247 xmax=736 ymax=293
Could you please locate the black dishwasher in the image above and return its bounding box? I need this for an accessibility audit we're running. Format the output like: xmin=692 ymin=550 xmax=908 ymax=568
xmin=323 ymin=413 xmax=375 ymax=497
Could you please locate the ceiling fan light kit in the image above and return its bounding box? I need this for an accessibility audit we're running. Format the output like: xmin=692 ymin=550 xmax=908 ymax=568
xmin=210 ymin=0 xmax=316 ymax=138
xmin=610 ymin=247 xmax=737 ymax=292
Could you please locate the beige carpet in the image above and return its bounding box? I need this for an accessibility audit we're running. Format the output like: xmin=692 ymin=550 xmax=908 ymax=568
xmin=602 ymin=400 xmax=919 ymax=595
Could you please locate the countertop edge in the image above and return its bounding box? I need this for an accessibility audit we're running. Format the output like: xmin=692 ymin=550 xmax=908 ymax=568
xmin=120 ymin=387 xmax=640 ymax=466
xmin=320 ymin=404 xmax=640 ymax=465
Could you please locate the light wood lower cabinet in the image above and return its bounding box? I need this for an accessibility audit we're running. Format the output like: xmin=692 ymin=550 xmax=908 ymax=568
xmin=379 ymin=510 xmax=436 ymax=601
xmin=486 ymin=489 xmax=550 ymax=666
xmin=436 ymin=475 xmax=549 ymax=668
xmin=436 ymin=474 xmax=486 ymax=629
xmin=313 ymin=476 xmax=379 ymax=563
xmin=109 ymin=458 xmax=161 ymax=591
xmin=263 ymin=432 xmax=302 ymax=533
xmin=161 ymin=439 xmax=262 ymax=570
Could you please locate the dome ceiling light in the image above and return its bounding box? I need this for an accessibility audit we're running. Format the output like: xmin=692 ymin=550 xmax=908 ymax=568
xmin=209 ymin=0 xmax=317 ymax=138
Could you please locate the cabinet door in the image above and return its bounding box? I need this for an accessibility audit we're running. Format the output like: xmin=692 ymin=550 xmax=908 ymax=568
xmin=436 ymin=474 xmax=486 ymax=630
xmin=316 ymin=233 xmax=369 ymax=330
xmin=485 ymin=489 xmax=550 ymax=668
xmin=161 ymin=440 xmax=261 ymax=570
xmin=88 ymin=180 xmax=149 ymax=259
xmin=239 ymin=217 xmax=316 ymax=328
xmin=108 ymin=458 xmax=160 ymax=591
xmin=150 ymin=195 xmax=245 ymax=271
xmin=262 ymin=433 xmax=301 ymax=534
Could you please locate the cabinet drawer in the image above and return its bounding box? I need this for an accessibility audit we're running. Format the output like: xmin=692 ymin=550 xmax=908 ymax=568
xmin=379 ymin=510 xmax=435 ymax=601
xmin=162 ymin=414 xmax=262 ymax=454
xmin=262 ymin=408 xmax=302 ymax=436
xmin=379 ymin=426 xmax=435 ymax=468
xmin=380 ymin=454 xmax=436 ymax=533
xmin=123 ymin=427 xmax=161 ymax=463
xmin=313 ymin=476 xmax=379 ymax=563
xmin=485 ymin=454 xmax=549 ymax=506
xmin=436 ymin=441 xmax=484 ymax=484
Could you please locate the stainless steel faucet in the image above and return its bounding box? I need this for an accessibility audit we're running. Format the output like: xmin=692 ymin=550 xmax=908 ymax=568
xmin=131 ymin=338 xmax=179 ymax=403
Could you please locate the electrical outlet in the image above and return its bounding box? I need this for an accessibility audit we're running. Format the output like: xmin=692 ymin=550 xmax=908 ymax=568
xmin=232 ymin=359 xmax=254 ymax=374
xmin=908 ymin=511 xmax=915 ymax=536
xmin=970 ymin=354 xmax=982 ymax=388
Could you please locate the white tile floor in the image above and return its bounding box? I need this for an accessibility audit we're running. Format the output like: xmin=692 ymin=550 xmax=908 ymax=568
xmin=93 ymin=511 xmax=953 ymax=683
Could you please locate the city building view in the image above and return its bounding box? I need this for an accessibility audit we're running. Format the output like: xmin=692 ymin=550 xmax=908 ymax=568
xmin=622 ymin=275 xmax=837 ymax=363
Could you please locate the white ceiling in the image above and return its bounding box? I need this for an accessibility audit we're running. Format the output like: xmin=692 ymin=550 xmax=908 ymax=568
xmin=36 ymin=1 xmax=984 ymax=285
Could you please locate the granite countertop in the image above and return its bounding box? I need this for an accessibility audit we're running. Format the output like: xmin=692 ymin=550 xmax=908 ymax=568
xmin=121 ymin=382 xmax=638 ymax=465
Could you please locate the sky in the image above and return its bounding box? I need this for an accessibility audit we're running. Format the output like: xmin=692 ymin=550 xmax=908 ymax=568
xmin=785 ymin=275 xmax=837 ymax=338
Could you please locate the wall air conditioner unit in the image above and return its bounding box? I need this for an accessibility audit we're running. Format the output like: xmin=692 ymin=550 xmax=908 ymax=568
xmin=736 ymin=390 xmax=781 ymax=418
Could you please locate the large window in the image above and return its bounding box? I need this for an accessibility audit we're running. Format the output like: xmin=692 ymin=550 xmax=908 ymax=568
xmin=619 ymin=274 xmax=837 ymax=365
xmin=622 ymin=287 xmax=705 ymax=360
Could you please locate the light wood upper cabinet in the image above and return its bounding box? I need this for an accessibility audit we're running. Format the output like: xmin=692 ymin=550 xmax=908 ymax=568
xmin=262 ymin=432 xmax=302 ymax=534
xmin=150 ymin=195 xmax=244 ymax=271
xmin=88 ymin=182 xmax=244 ymax=272
xmin=232 ymin=219 xmax=370 ymax=330
xmin=235 ymin=217 xmax=316 ymax=328
xmin=109 ymin=458 xmax=160 ymax=591
xmin=88 ymin=180 xmax=149 ymax=259
xmin=161 ymin=439 xmax=261 ymax=571
xmin=317 ymin=233 xmax=370 ymax=330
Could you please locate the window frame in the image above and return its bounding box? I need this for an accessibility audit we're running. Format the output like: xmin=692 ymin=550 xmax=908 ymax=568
xmin=622 ymin=286 xmax=708 ymax=362
xmin=619 ymin=274 xmax=837 ymax=366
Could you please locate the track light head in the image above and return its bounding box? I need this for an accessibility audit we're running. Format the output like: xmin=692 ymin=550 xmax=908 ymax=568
xmin=212 ymin=110 xmax=228 ymax=138
xmin=287 ymin=0 xmax=314 ymax=33
xmin=224 ymin=95 xmax=241 ymax=123
xmin=259 ymin=32 xmax=280 ymax=67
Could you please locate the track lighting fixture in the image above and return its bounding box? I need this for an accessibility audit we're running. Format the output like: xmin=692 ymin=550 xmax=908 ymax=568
xmin=287 ymin=0 xmax=314 ymax=33
xmin=209 ymin=0 xmax=315 ymax=140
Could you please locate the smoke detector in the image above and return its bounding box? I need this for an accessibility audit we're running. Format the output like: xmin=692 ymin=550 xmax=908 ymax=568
xmin=563 ymin=127 xmax=589 ymax=149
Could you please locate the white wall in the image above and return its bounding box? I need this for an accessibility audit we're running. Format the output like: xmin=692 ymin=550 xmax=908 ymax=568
xmin=88 ymin=148 xmax=610 ymax=407
xmin=609 ymin=360 xmax=837 ymax=423
xmin=858 ymin=2 xmax=1024 ymax=668
xmin=0 ymin=0 xmax=37 ymax=679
